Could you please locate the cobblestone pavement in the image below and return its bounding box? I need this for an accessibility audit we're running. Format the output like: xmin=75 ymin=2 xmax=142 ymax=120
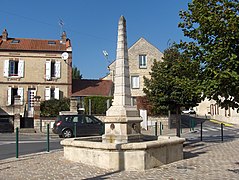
xmin=1 ymin=137 xmax=239 ymax=180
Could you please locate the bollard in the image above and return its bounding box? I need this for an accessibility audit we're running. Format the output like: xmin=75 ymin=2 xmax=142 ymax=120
xmin=221 ymin=123 xmax=224 ymax=142
xmin=16 ymin=127 xmax=19 ymax=158
xmin=160 ymin=122 xmax=162 ymax=135
xmin=200 ymin=122 xmax=203 ymax=141
xmin=192 ymin=120 xmax=195 ymax=131
xmin=155 ymin=122 xmax=158 ymax=136
xmin=47 ymin=124 xmax=50 ymax=152
xmin=74 ymin=123 xmax=77 ymax=137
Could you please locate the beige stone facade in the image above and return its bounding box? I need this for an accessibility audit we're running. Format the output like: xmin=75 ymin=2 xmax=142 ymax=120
xmin=196 ymin=98 xmax=239 ymax=125
xmin=0 ymin=30 xmax=72 ymax=118
xmin=104 ymin=37 xmax=163 ymax=103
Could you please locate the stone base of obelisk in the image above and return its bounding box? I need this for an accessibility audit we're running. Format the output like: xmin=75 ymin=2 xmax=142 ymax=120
xmin=102 ymin=105 xmax=143 ymax=144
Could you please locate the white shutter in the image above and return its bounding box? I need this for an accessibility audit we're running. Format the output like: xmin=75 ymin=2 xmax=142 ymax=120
xmin=54 ymin=61 xmax=61 ymax=78
xmin=18 ymin=60 xmax=25 ymax=77
xmin=4 ymin=60 xmax=9 ymax=77
xmin=7 ymin=87 xmax=12 ymax=106
xmin=45 ymin=88 xmax=51 ymax=100
xmin=45 ymin=60 xmax=51 ymax=80
xmin=17 ymin=87 xmax=24 ymax=105
xmin=131 ymin=76 xmax=139 ymax=88
xmin=136 ymin=77 xmax=139 ymax=88
xmin=54 ymin=88 xmax=60 ymax=100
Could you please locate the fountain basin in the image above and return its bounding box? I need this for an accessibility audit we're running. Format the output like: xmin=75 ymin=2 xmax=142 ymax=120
xmin=61 ymin=136 xmax=185 ymax=171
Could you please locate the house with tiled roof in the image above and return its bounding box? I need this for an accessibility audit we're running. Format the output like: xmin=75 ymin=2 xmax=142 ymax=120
xmin=71 ymin=79 xmax=113 ymax=111
xmin=0 ymin=29 xmax=72 ymax=127
xmin=103 ymin=37 xmax=163 ymax=107
xmin=72 ymin=79 xmax=113 ymax=97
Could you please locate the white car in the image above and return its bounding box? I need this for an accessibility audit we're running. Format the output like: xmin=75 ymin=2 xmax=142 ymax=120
xmin=182 ymin=109 xmax=196 ymax=114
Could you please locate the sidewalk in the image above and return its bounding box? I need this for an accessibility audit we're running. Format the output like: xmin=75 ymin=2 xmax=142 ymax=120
xmin=1 ymin=132 xmax=239 ymax=179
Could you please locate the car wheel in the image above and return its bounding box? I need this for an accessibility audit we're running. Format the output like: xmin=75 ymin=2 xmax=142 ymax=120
xmin=62 ymin=129 xmax=73 ymax=138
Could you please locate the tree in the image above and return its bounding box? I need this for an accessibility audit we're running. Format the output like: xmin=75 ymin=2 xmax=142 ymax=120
xmin=144 ymin=46 xmax=202 ymax=136
xmin=72 ymin=65 xmax=82 ymax=79
xmin=178 ymin=0 xmax=239 ymax=110
xmin=40 ymin=98 xmax=70 ymax=117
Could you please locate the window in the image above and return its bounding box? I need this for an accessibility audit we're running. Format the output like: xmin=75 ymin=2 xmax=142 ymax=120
xmin=131 ymin=97 xmax=137 ymax=106
xmin=4 ymin=60 xmax=24 ymax=77
xmin=139 ymin=55 xmax=147 ymax=68
xmin=48 ymin=41 xmax=56 ymax=45
xmin=11 ymin=39 xmax=20 ymax=44
xmin=131 ymin=76 xmax=140 ymax=89
xmin=9 ymin=60 xmax=18 ymax=76
xmin=7 ymin=87 xmax=24 ymax=106
xmin=45 ymin=60 xmax=61 ymax=80
xmin=45 ymin=87 xmax=60 ymax=100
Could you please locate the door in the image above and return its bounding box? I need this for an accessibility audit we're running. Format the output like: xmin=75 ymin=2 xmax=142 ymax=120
xmin=27 ymin=88 xmax=36 ymax=117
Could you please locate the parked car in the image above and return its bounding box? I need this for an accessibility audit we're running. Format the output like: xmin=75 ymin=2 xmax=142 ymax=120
xmin=52 ymin=114 xmax=104 ymax=138
xmin=182 ymin=108 xmax=196 ymax=114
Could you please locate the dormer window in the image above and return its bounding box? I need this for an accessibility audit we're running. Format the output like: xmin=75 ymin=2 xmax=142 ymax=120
xmin=48 ymin=41 xmax=56 ymax=45
xmin=11 ymin=40 xmax=20 ymax=44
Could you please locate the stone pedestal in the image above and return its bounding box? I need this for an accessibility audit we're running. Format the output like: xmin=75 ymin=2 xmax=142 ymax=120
xmin=102 ymin=106 xmax=142 ymax=143
xmin=13 ymin=95 xmax=21 ymax=132
xmin=34 ymin=96 xmax=41 ymax=132
xmin=70 ymin=97 xmax=78 ymax=113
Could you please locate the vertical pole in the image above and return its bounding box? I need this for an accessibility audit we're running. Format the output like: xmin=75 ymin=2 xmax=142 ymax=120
xmin=89 ymin=99 xmax=92 ymax=115
xmin=74 ymin=123 xmax=77 ymax=137
xmin=47 ymin=124 xmax=50 ymax=152
xmin=16 ymin=127 xmax=19 ymax=158
xmin=200 ymin=122 xmax=203 ymax=141
xmin=160 ymin=122 xmax=162 ymax=135
xmin=221 ymin=123 xmax=223 ymax=142
xmin=155 ymin=122 xmax=158 ymax=136
xmin=192 ymin=120 xmax=195 ymax=131
xmin=189 ymin=119 xmax=192 ymax=132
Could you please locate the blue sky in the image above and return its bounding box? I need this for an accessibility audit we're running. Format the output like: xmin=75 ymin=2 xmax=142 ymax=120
xmin=1 ymin=0 xmax=191 ymax=79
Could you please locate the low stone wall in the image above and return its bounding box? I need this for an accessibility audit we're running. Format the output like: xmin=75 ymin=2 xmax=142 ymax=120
xmin=35 ymin=117 xmax=56 ymax=133
xmin=61 ymin=136 xmax=185 ymax=171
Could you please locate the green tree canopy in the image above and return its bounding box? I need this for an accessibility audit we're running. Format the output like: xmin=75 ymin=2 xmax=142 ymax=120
xmin=144 ymin=47 xmax=202 ymax=112
xmin=178 ymin=0 xmax=239 ymax=110
xmin=144 ymin=46 xmax=202 ymax=136
xmin=72 ymin=65 xmax=82 ymax=79
xmin=40 ymin=98 xmax=70 ymax=117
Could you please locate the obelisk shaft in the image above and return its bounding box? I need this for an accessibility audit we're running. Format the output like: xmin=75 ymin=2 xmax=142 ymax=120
xmin=112 ymin=16 xmax=131 ymax=106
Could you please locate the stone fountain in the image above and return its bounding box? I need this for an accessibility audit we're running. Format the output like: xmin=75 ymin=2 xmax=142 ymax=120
xmin=61 ymin=16 xmax=185 ymax=171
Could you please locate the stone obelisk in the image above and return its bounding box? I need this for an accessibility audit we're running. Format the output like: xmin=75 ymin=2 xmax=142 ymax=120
xmin=102 ymin=16 xmax=142 ymax=144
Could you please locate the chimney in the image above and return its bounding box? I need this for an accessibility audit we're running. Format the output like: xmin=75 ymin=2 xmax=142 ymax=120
xmin=2 ymin=29 xmax=8 ymax=41
xmin=61 ymin=31 xmax=67 ymax=44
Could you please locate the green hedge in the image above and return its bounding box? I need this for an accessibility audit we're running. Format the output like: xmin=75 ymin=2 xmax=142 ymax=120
xmin=83 ymin=96 xmax=112 ymax=115
xmin=40 ymin=98 xmax=70 ymax=117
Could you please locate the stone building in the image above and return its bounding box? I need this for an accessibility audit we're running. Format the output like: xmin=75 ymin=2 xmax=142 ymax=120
xmin=104 ymin=37 xmax=163 ymax=106
xmin=0 ymin=29 xmax=72 ymax=128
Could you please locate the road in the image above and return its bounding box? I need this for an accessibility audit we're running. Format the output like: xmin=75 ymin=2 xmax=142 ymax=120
xmin=181 ymin=117 xmax=239 ymax=142
xmin=0 ymin=133 xmax=62 ymax=160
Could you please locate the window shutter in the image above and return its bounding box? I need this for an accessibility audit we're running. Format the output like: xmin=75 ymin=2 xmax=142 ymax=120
xmin=54 ymin=61 xmax=61 ymax=78
xmin=132 ymin=76 xmax=139 ymax=88
xmin=54 ymin=88 xmax=60 ymax=100
xmin=7 ymin=87 xmax=12 ymax=106
xmin=4 ymin=60 xmax=9 ymax=77
xmin=45 ymin=60 xmax=51 ymax=80
xmin=18 ymin=60 xmax=25 ymax=77
xmin=17 ymin=87 xmax=24 ymax=105
xmin=45 ymin=88 xmax=51 ymax=100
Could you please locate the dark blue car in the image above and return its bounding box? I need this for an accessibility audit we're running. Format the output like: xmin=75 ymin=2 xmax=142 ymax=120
xmin=52 ymin=114 xmax=104 ymax=138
